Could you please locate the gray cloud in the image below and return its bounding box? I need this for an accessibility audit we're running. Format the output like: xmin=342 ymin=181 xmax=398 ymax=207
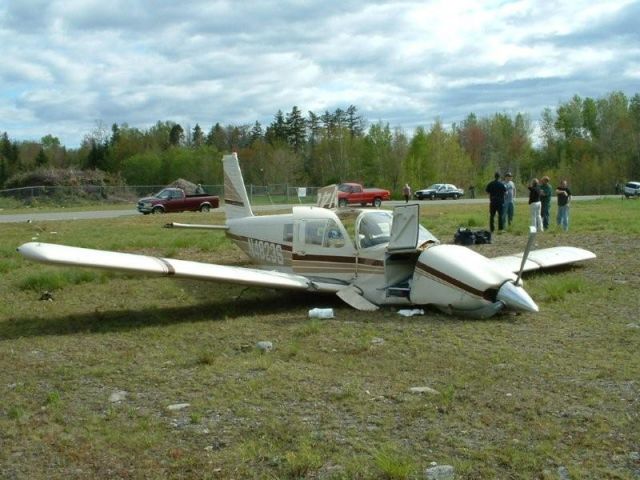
xmin=1 ymin=0 xmax=639 ymax=147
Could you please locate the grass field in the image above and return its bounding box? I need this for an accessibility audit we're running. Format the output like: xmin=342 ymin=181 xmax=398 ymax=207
xmin=1 ymin=199 xmax=639 ymax=479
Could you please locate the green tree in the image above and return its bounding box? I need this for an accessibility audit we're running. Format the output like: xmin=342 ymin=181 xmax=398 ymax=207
xmin=265 ymin=110 xmax=287 ymax=145
xmin=286 ymin=106 xmax=306 ymax=153
xmin=35 ymin=148 xmax=48 ymax=166
xmin=192 ymin=124 xmax=204 ymax=147
xmin=206 ymin=123 xmax=227 ymax=152
xmin=169 ymin=124 xmax=185 ymax=147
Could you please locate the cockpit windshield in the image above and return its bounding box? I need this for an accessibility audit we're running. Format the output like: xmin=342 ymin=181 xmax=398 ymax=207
xmin=336 ymin=209 xmax=438 ymax=250
xmin=358 ymin=211 xmax=393 ymax=248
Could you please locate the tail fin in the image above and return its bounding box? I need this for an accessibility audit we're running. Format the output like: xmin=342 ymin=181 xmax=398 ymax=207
xmin=223 ymin=153 xmax=254 ymax=220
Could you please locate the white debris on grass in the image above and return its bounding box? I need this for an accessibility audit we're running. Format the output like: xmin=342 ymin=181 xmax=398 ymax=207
xmin=167 ymin=403 xmax=190 ymax=411
xmin=308 ymin=308 xmax=334 ymax=318
xmin=409 ymin=386 xmax=440 ymax=395
xmin=425 ymin=464 xmax=455 ymax=479
xmin=109 ymin=390 xmax=127 ymax=403
xmin=256 ymin=341 xmax=273 ymax=352
xmin=397 ymin=308 xmax=425 ymax=317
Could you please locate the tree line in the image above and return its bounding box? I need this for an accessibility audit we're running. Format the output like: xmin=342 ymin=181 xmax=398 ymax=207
xmin=1 ymin=91 xmax=639 ymax=196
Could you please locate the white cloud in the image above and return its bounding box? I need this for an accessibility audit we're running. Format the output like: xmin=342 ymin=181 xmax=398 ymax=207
xmin=0 ymin=0 xmax=638 ymax=146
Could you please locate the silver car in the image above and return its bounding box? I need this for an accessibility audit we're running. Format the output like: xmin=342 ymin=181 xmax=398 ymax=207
xmin=624 ymin=181 xmax=640 ymax=198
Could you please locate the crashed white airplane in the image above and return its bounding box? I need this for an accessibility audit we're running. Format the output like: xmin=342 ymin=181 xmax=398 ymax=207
xmin=18 ymin=153 xmax=595 ymax=318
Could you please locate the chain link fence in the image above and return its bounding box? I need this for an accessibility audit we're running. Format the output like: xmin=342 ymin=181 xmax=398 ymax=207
xmin=0 ymin=183 xmax=322 ymax=206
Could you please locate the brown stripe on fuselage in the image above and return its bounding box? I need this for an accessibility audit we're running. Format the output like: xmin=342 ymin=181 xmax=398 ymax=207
xmin=292 ymin=253 xmax=355 ymax=264
xmin=415 ymin=261 xmax=493 ymax=300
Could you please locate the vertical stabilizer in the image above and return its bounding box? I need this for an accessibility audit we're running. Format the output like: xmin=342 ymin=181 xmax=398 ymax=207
xmin=223 ymin=153 xmax=254 ymax=220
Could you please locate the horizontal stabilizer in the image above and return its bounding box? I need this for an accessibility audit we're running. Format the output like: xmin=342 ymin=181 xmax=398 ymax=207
xmin=165 ymin=222 xmax=229 ymax=230
xmin=491 ymin=246 xmax=596 ymax=274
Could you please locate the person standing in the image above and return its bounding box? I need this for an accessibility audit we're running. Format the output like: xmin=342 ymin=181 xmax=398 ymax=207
xmin=528 ymin=178 xmax=543 ymax=232
xmin=485 ymin=172 xmax=507 ymax=232
xmin=556 ymin=179 xmax=571 ymax=231
xmin=402 ymin=183 xmax=412 ymax=203
xmin=502 ymin=172 xmax=516 ymax=227
xmin=539 ymin=176 xmax=552 ymax=230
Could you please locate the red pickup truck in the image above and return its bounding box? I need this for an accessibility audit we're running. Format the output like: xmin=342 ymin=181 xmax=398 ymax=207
xmin=137 ymin=188 xmax=219 ymax=214
xmin=337 ymin=183 xmax=391 ymax=208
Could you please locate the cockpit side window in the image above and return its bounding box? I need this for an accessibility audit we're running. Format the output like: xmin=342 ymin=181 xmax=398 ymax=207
xmin=283 ymin=223 xmax=293 ymax=242
xmin=304 ymin=220 xmax=326 ymax=246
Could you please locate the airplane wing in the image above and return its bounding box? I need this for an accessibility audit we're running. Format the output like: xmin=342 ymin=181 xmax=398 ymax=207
xmin=17 ymin=242 xmax=333 ymax=292
xmin=490 ymin=246 xmax=596 ymax=274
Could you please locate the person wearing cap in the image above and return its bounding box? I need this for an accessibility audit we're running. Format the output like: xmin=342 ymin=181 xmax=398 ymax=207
xmin=485 ymin=172 xmax=507 ymax=232
xmin=502 ymin=172 xmax=516 ymax=227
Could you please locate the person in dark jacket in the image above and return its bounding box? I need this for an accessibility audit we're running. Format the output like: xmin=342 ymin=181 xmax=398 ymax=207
xmin=528 ymin=178 xmax=543 ymax=232
xmin=556 ymin=179 xmax=571 ymax=231
xmin=485 ymin=172 xmax=507 ymax=232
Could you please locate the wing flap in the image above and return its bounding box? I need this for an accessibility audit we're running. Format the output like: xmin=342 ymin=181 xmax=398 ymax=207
xmin=491 ymin=246 xmax=596 ymax=274
xmin=336 ymin=285 xmax=379 ymax=311
xmin=18 ymin=242 xmax=311 ymax=290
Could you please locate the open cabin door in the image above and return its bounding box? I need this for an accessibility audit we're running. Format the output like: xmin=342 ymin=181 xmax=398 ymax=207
xmin=385 ymin=204 xmax=421 ymax=297
xmin=292 ymin=207 xmax=356 ymax=282
xmin=388 ymin=204 xmax=420 ymax=252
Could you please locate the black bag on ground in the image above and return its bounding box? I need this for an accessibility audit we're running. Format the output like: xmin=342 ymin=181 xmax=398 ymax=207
xmin=454 ymin=228 xmax=476 ymax=245
xmin=474 ymin=230 xmax=492 ymax=244
xmin=454 ymin=227 xmax=491 ymax=245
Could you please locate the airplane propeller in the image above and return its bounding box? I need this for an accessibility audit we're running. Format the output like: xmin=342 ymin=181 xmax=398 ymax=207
xmin=494 ymin=226 xmax=539 ymax=313
xmin=516 ymin=226 xmax=537 ymax=286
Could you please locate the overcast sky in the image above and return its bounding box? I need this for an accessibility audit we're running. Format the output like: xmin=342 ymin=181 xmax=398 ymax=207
xmin=1 ymin=0 xmax=639 ymax=147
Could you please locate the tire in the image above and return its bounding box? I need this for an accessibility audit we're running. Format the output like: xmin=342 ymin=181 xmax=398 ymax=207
xmin=429 ymin=193 xmax=436 ymax=200
xmin=373 ymin=197 xmax=382 ymax=208
xmin=152 ymin=206 xmax=164 ymax=214
xmin=200 ymin=204 xmax=211 ymax=212
xmin=453 ymin=193 xmax=460 ymax=199
xmin=338 ymin=199 xmax=348 ymax=208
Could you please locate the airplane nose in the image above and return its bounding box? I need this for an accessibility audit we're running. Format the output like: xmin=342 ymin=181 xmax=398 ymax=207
xmin=496 ymin=281 xmax=539 ymax=313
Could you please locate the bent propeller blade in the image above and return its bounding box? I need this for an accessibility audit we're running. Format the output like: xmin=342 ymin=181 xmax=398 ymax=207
xmin=516 ymin=226 xmax=537 ymax=285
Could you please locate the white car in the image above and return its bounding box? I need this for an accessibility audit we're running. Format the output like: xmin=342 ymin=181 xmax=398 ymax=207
xmin=623 ymin=181 xmax=640 ymax=198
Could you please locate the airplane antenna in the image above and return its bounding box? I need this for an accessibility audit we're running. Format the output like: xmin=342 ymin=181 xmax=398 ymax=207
xmin=516 ymin=226 xmax=537 ymax=285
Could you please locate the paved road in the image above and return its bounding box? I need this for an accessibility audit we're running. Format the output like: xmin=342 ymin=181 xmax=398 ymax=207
xmin=0 ymin=195 xmax=619 ymax=223
xmin=0 ymin=209 xmax=140 ymax=223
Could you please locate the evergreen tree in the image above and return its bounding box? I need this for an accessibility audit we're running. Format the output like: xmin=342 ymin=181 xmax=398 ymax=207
xmin=110 ymin=123 xmax=121 ymax=146
xmin=192 ymin=124 xmax=204 ymax=147
xmin=206 ymin=123 xmax=227 ymax=151
xmin=286 ymin=106 xmax=306 ymax=152
xmin=265 ymin=110 xmax=287 ymax=145
xmin=250 ymin=121 xmax=264 ymax=144
xmin=169 ymin=124 xmax=185 ymax=147
xmin=346 ymin=105 xmax=365 ymax=138
xmin=35 ymin=148 xmax=48 ymax=166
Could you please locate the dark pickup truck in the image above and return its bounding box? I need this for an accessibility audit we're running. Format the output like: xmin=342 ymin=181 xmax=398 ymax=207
xmin=137 ymin=188 xmax=219 ymax=214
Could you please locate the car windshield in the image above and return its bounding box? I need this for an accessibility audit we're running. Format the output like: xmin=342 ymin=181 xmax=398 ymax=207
xmin=427 ymin=184 xmax=443 ymax=190
xmin=155 ymin=189 xmax=172 ymax=199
